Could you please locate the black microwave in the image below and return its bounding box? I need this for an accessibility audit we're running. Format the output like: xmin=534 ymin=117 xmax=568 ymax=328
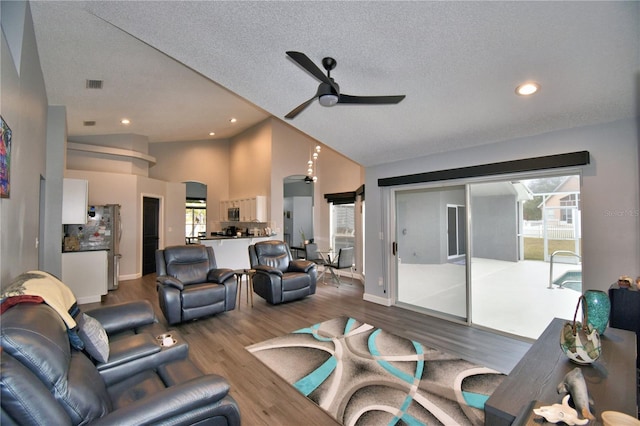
xmin=228 ymin=207 xmax=239 ymax=221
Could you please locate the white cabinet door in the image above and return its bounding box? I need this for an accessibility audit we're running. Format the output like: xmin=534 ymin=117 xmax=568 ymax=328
xmin=239 ymin=199 xmax=249 ymax=221
xmin=254 ymin=196 xmax=267 ymax=222
xmin=62 ymin=251 xmax=108 ymax=304
xmin=62 ymin=178 xmax=88 ymax=224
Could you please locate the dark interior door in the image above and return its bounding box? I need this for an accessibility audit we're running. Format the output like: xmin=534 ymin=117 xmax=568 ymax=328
xmin=142 ymin=197 xmax=160 ymax=275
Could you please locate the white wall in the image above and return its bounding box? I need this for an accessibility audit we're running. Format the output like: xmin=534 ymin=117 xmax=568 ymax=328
xmin=0 ymin=2 xmax=50 ymax=287
xmin=271 ymin=119 xmax=364 ymax=254
xmin=149 ymin=138 xmax=230 ymax=230
xmin=365 ymin=118 xmax=640 ymax=302
xmin=64 ymin=169 xmax=186 ymax=279
xmin=68 ymin=134 xmax=151 ymax=176
xmin=229 ymin=119 xmax=272 ymax=201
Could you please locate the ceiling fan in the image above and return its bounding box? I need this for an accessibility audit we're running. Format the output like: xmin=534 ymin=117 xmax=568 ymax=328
xmin=284 ymin=51 xmax=406 ymax=119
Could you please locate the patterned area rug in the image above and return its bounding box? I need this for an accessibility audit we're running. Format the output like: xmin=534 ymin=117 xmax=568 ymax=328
xmin=246 ymin=316 xmax=505 ymax=426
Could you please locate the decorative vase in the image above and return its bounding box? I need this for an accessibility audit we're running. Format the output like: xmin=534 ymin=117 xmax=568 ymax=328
xmin=583 ymin=290 xmax=610 ymax=335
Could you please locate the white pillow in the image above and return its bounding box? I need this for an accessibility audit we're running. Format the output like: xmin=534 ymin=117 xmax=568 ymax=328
xmin=77 ymin=313 xmax=109 ymax=363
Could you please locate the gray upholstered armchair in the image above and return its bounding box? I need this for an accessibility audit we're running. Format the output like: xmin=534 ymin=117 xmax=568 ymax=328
xmin=156 ymin=245 xmax=237 ymax=325
xmin=248 ymin=240 xmax=317 ymax=305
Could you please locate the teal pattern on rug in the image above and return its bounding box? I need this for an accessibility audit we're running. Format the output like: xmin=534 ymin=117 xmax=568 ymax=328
xmin=247 ymin=316 xmax=505 ymax=426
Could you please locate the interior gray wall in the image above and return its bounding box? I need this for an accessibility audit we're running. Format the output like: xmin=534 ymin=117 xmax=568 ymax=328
xmin=365 ymin=118 xmax=639 ymax=301
xmin=0 ymin=2 xmax=52 ymax=287
xmin=396 ymin=187 xmax=465 ymax=265
xmin=471 ymin=194 xmax=518 ymax=261
xmin=41 ymin=106 xmax=67 ymax=276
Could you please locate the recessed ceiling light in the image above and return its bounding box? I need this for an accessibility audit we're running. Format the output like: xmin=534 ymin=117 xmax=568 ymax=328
xmin=120 ymin=118 xmax=130 ymax=125
xmin=229 ymin=118 xmax=237 ymax=124
xmin=515 ymin=82 xmax=540 ymax=96
xmin=209 ymin=132 xmax=216 ymax=136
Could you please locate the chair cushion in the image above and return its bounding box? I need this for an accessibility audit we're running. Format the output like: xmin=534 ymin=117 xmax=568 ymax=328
xmin=164 ymin=246 xmax=211 ymax=285
xmin=282 ymin=273 xmax=311 ymax=291
xmin=2 ymin=304 xmax=113 ymax=423
xmin=181 ymin=283 xmax=227 ymax=309
xmin=254 ymin=242 xmax=291 ymax=272
xmin=108 ymin=370 xmax=166 ymax=409
xmin=0 ymin=351 xmax=73 ymax=425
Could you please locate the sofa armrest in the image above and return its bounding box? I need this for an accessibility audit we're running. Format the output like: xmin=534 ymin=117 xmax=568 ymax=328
xmin=207 ymin=268 xmax=235 ymax=284
xmin=254 ymin=264 xmax=283 ymax=277
xmin=95 ymin=334 xmax=160 ymax=372
xmin=90 ymin=375 xmax=236 ymax=426
xmin=84 ymin=300 xmax=157 ymax=335
xmin=289 ymin=259 xmax=315 ymax=273
xmin=156 ymin=275 xmax=184 ymax=290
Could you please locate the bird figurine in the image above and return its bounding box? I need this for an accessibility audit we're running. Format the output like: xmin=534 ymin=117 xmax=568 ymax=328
xmin=533 ymin=395 xmax=589 ymax=425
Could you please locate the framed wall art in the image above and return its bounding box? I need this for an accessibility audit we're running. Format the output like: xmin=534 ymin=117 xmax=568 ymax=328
xmin=1 ymin=115 xmax=12 ymax=198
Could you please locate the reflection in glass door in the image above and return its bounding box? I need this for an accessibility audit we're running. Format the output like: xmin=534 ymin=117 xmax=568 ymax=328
xmin=447 ymin=205 xmax=466 ymax=258
xmin=395 ymin=186 xmax=467 ymax=321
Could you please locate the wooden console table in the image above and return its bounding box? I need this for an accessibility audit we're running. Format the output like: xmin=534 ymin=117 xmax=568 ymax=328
xmin=485 ymin=317 xmax=637 ymax=426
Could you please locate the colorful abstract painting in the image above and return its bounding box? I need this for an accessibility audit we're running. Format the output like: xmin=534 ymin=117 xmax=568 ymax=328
xmin=1 ymin=116 xmax=12 ymax=198
xmin=247 ymin=316 xmax=505 ymax=426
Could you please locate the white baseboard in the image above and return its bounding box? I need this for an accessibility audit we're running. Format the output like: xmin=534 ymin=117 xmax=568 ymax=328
xmin=76 ymin=295 xmax=102 ymax=304
xmin=119 ymin=273 xmax=141 ymax=281
xmin=363 ymin=292 xmax=392 ymax=306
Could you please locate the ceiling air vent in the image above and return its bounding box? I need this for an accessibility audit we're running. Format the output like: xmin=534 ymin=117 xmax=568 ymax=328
xmin=85 ymin=79 xmax=103 ymax=89
xmin=83 ymin=121 xmax=96 ymax=127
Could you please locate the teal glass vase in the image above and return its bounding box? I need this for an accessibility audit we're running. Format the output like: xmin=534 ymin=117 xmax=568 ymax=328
xmin=583 ymin=290 xmax=610 ymax=335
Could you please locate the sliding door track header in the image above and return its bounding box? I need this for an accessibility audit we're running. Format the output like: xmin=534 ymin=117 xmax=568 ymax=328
xmin=378 ymin=151 xmax=590 ymax=187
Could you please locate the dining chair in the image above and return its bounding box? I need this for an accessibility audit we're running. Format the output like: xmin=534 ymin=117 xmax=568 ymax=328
xmin=305 ymin=242 xmax=327 ymax=281
xmin=325 ymin=247 xmax=354 ymax=286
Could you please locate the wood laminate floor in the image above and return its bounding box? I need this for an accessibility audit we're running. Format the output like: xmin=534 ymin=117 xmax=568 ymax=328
xmin=81 ymin=275 xmax=532 ymax=426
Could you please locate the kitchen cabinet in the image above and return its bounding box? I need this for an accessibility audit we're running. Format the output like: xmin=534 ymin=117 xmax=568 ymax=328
xmin=62 ymin=178 xmax=88 ymax=224
xmin=220 ymin=196 xmax=267 ymax=222
xmin=61 ymin=250 xmax=108 ymax=304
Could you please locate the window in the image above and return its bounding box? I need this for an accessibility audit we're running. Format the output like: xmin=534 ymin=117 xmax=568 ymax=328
xmin=560 ymin=194 xmax=580 ymax=223
xmin=330 ymin=203 xmax=355 ymax=251
xmin=185 ymin=199 xmax=206 ymax=238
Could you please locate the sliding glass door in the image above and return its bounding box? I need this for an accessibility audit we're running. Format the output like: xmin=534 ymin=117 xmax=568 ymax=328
xmin=395 ymin=186 xmax=468 ymax=321
xmin=393 ymin=173 xmax=582 ymax=339
xmin=469 ymin=176 xmax=582 ymax=339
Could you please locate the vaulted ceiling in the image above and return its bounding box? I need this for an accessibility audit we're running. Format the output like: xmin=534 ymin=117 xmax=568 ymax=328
xmin=30 ymin=1 xmax=639 ymax=167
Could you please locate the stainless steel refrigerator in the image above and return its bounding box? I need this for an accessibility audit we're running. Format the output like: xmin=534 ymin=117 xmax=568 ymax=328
xmin=63 ymin=204 xmax=122 ymax=290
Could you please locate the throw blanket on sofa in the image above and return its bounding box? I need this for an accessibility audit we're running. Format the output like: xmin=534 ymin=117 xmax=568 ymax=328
xmin=1 ymin=270 xmax=80 ymax=329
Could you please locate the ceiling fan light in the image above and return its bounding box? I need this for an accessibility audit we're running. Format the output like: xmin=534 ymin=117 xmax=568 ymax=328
xmin=319 ymin=94 xmax=339 ymax=107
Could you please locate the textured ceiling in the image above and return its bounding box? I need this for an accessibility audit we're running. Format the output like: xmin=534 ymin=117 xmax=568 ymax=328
xmin=30 ymin=1 xmax=639 ymax=167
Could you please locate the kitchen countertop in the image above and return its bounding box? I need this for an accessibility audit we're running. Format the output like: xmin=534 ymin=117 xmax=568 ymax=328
xmin=199 ymin=235 xmax=276 ymax=240
xmin=62 ymin=248 xmax=110 ymax=253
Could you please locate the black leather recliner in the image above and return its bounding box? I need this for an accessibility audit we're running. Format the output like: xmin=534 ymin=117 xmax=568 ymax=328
xmin=248 ymin=240 xmax=317 ymax=305
xmin=156 ymin=245 xmax=237 ymax=325
xmin=0 ymin=302 xmax=241 ymax=426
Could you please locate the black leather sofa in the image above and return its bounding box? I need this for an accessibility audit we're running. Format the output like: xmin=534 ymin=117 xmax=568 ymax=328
xmin=0 ymin=301 xmax=241 ymax=425
xmin=248 ymin=240 xmax=317 ymax=305
xmin=156 ymin=245 xmax=237 ymax=325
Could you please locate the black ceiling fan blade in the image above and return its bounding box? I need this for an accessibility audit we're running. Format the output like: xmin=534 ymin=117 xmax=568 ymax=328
xmin=286 ymin=51 xmax=339 ymax=92
xmin=338 ymin=94 xmax=406 ymax=104
xmin=285 ymin=95 xmax=317 ymax=119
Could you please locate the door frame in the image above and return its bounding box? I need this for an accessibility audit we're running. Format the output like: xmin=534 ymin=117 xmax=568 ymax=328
xmin=140 ymin=193 xmax=164 ymax=276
